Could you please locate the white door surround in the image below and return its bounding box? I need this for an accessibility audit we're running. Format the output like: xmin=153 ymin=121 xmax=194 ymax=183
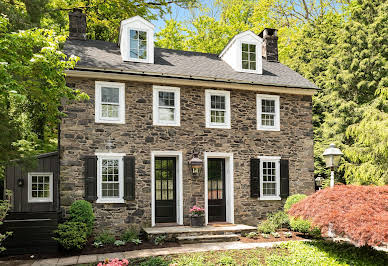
xmin=204 ymin=152 xmax=234 ymax=225
xmin=151 ymin=151 xmax=183 ymax=227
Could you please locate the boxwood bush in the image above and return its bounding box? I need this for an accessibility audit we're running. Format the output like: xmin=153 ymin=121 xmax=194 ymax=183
xmin=68 ymin=200 xmax=95 ymax=236
xmin=284 ymin=194 xmax=307 ymax=212
xmin=53 ymin=221 xmax=87 ymax=250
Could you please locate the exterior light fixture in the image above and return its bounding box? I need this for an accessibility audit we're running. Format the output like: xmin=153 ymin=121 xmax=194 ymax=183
xmin=322 ymin=143 xmax=343 ymax=188
xmin=17 ymin=178 xmax=24 ymax=187
xmin=189 ymin=152 xmax=203 ymax=177
xmin=315 ymin=174 xmax=323 ymax=190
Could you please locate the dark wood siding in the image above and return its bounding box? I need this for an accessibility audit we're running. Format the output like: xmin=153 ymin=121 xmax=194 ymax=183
xmin=5 ymin=152 xmax=60 ymax=213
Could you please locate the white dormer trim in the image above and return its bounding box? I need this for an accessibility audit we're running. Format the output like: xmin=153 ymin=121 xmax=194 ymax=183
xmin=119 ymin=16 xmax=154 ymax=64
xmin=219 ymin=31 xmax=263 ymax=75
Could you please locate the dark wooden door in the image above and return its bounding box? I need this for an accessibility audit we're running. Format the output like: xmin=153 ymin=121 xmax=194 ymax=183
xmin=155 ymin=157 xmax=176 ymax=223
xmin=208 ymin=158 xmax=226 ymax=222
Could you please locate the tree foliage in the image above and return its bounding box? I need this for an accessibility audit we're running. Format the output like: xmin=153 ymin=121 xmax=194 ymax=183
xmin=288 ymin=185 xmax=388 ymax=246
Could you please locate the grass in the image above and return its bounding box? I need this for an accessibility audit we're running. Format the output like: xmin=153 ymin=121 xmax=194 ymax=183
xmin=129 ymin=240 xmax=388 ymax=266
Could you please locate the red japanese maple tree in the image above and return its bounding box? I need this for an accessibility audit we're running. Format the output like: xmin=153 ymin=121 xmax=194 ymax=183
xmin=288 ymin=185 xmax=388 ymax=246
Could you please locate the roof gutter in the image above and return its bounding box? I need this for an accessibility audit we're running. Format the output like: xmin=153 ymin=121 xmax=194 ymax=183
xmin=65 ymin=67 xmax=317 ymax=96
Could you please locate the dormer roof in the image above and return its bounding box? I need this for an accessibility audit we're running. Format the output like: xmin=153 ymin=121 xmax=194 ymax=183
xmin=219 ymin=31 xmax=262 ymax=58
xmin=119 ymin=16 xmax=154 ymax=46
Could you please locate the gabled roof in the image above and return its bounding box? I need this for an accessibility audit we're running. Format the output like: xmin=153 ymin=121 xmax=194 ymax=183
xmin=219 ymin=31 xmax=263 ymax=58
xmin=63 ymin=39 xmax=318 ymax=90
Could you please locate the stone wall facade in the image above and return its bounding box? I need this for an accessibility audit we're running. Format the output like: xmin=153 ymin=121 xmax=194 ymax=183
xmin=60 ymin=77 xmax=315 ymax=231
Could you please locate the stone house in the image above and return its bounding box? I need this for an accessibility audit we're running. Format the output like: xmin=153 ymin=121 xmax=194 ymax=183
xmin=5 ymin=10 xmax=317 ymax=233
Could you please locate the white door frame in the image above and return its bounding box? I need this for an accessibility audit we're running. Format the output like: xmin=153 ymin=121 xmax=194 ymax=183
xmin=204 ymin=152 xmax=234 ymax=225
xmin=151 ymin=151 xmax=183 ymax=227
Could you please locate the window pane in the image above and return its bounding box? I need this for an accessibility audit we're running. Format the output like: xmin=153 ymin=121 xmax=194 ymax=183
xmin=130 ymin=30 xmax=138 ymax=40
xmin=250 ymin=62 xmax=256 ymax=70
xmin=130 ymin=49 xmax=138 ymax=59
xmin=101 ymin=104 xmax=119 ymax=118
xmin=139 ymin=49 xmax=147 ymax=59
xmin=262 ymin=99 xmax=275 ymax=113
xmin=242 ymin=52 xmax=248 ymax=60
xmin=101 ymin=87 xmax=119 ymax=103
xmin=210 ymin=95 xmax=225 ymax=110
xmin=130 ymin=39 xmax=138 ymax=50
xmin=262 ymin=114 xmax=275 ymax=126
xmin=249 ymin=53 xmax=256 ymax=61
xmin=101 ymin=159 xmax=120 ymax=198
xmin=249 ymin=44 xmax=256 ymax=52
xmin=242 ymin=43 xmax=248 ymax=52
xmin=158 ymin=107 xmax=175 ymax=121
xmin=158 ymin=91 xmax=175 ymax=107
xmin=139 ymin=31 xmax=147 ymax=40
xmin=242 ymin=60 xmax=249 ymax=69
xmin=211 ymin=110 xmax=225 ymax=123
xmin=140 ymin=40 xmax=147 ymax=50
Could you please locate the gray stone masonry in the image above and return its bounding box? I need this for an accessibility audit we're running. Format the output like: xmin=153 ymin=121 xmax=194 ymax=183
xmin=60 ymin=77 xmax=314 ymax=232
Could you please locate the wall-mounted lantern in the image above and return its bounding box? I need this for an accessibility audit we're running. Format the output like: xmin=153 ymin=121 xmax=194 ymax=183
xmin=189 ymin=152 xmax=203 ymax=177
xmin=17 ymin=178 xmax=24 ymax=187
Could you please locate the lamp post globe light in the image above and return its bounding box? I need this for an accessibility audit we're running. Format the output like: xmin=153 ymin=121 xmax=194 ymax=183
xmin=322 ymin=143 xmax=343 ymax=188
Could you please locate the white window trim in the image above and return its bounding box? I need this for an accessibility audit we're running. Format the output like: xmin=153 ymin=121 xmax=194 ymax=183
xmin=95 ymin=81 xmax=125 ymax=124
xmin=256 ymin=94 xmax=280 ymax=131
xmin=258 ymin=156 xmax=281 ymax=201
xmin=152 ymin=85 xmax=180 ymax=126
xmin=205 ymin=89 xmax=231 ymax=129
xmin=96 ymin=152 xmax=126 ymax=204
xmin=28 ymin=172 xmax=53 ymax=203
xmin=240 ymin=41 xmax=259 ymax=74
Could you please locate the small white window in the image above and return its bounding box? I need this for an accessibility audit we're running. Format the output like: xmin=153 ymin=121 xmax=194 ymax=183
xmin=95 ymin=81 xmax=125 ymax=124
xmin=242 ymin=43 xmax=256 ymax=71
xmin=205 ymin=90 xmax=231 ymax=129
xmin=96 ymin=153 xmax=125 ymax=203
xmin=129 ymin=29 xmax=147 ymax=60
xmin=153 ymin=86 xmax=180 ymax=126
xmin=259 ymin=156 xmax=281 ymax=200
xmin=257 ymin=94 xmax=280 ymax=131
xmin=28 ymin=172 xmax=53 ymax=203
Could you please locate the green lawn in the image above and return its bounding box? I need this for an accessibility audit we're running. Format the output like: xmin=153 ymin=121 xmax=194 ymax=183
xmin=132 ymin=240 xmax=388 ymax=266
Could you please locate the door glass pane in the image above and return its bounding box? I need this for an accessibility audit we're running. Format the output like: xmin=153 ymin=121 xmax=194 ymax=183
xmin=208 ymin=159 xmax=224 ymax=200
xmin=155 ymin=158 xmax=175 ymax=201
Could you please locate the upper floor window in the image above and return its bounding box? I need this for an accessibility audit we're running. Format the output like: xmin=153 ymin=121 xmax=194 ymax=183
xmin=153 ymin=86 xmax=180 ymax=126
xmin=95 ymin=81 xmax=125 ymax=124
xmin=130 ymin=30 xmax=147 ymax=60
xmin=242 ymin=43 xmax=256 ymax=71
xmin=259 ymin=156 xmax=281 ymax=200
xmin=205 ymin=90 xmax=231 ymax=129
xmin=28 ymin=172 xmax=53 ymax=203
xmin=257 ymin=94 xmax=280 ymax=131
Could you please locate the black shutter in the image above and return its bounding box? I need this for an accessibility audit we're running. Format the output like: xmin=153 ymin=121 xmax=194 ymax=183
xmin=250 ymin=158 xmax=260 ymax=198
xmin=84 ymin=156 xmax=97 ymax=202
xmin=280 ymin=159 xmax=289 ymax=199
xmin=124 ymin=156 xmax=135 ymax=200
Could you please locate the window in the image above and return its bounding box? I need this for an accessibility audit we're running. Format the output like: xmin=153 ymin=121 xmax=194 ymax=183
xmin=129 ymin=29 xmax=147 ymax=60
xmin=259 ymin=156 xmax=281 ymax=200
xmin=153 ymin=86 xmax=180 ymax=126
xmin=28 ymin=172 xmax=53 ymax=203
xmin=205 ymin=90 xmax=231 ymax=129
xmin=257 ymin=94 xmax=280 ymax=131
xmin=95 ymin=81 xmax=125 ymax=124
xmin=242 ymin=43 xmax=256 ymax=71
xmin=96 ymin=153 xmax=125 ymax=203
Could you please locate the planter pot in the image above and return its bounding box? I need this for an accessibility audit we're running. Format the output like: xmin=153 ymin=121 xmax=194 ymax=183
xmin=190 ymin=216 xmax=205 ymax=227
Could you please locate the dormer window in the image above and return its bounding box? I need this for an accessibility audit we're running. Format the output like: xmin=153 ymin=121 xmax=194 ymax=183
xmin=130 ymin=30 xmax=147 ymax=60
xmin=242 ymin=43 xmax=256 ymax=71
xmin=119 ymin=16 xmax=154 ymax=64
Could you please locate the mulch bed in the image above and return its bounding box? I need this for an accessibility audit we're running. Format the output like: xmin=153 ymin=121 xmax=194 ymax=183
xmin=240 ymin=229 xmax=310 ymax=243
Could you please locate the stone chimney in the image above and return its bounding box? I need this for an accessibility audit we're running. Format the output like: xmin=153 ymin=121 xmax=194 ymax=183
xmin=259 ymin=28 xmax=278 ymax=62
xmin=68 ymin=8 xmax=87 ymax=40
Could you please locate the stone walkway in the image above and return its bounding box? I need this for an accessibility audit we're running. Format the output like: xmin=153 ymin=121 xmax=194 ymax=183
xmin=0 ymin=240 xmax=303 ymax=266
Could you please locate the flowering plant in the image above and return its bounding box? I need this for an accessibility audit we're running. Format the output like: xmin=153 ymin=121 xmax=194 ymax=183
xmin=97 ymin=258 xmax=129 ymax=266
xmin=189 ymin=205 xmax=205 ymax=217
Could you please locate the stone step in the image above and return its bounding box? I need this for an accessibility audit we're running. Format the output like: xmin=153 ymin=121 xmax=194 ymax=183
xmin=177 ymin=234 xmax=240 ymax=244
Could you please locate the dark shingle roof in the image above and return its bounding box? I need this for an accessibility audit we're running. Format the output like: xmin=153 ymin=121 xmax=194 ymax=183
xmin=63 ymin=39 xmax=318 ymax=89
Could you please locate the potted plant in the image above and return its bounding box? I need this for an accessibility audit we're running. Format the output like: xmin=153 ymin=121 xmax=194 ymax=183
xmin=189 ymin=205 xmax=205 ymax=227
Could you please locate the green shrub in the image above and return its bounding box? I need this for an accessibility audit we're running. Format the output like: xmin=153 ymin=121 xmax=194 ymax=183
xmin=284 ymin=194 xmax=307 ymax=212
xmin=153 ymin=234 xmax=167 ymax=245
xmin=121 ymin=225 xmax=140 ymax=242
xmin=95 ymin=230 xmax=116 ymax=245
xmin=289 ymin=217 xmax=311 ymax=234
xmin=68 ymin=200 xmax=95 ymax=236
xmin=140 ymin=256 xmax=170 ymax=266
xmin=114 ymin=240 xmax=126 ymax=246
xmin=53 ymin=221 xmax=87 ymax=250
xmin=246 ymin=232 xmax=258 ymax=238
xmin=217 ymin=255 xmax=236 ymax=265
xmin=268 ymin=211 xmax=289 ymax=228
xmin=258 ymin=219 xmax=277 ymax=234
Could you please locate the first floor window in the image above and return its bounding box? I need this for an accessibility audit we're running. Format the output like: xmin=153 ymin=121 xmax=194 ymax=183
xmin=97 ymin=154 xmax=124 ymax=203
xmin=28 ymin=172 xmax=53 ymax=203
xmin=257 ymin=94 xmax=280 ymax=131
xmin=153 ymin=86 xmax=180 ymax=126
xmin=259 ymin=157 xmax=281 ymax=200
xmin=95 ymin=81 xmax=125 ymax=124
xmin=205 ymin=90 xmax=231 ymax=129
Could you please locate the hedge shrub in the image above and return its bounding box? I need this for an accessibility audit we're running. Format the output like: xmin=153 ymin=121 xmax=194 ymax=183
xmin=288 ymin=185 xmax=388 ymax=246
xmin=53 ymin=221 xmax=88 ymax=250
xmin=284 ymin=194 xmax=307 ymax=212
xmin=68 ymin=200 xmax=95 ymax=236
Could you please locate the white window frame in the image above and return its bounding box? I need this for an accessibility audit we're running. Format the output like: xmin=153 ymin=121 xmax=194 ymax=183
xmin=128 ymin=28 xmax=149 ymax=62
xmin=258 ymin=156 xmax=281 ymax=201
xmin=95 ymin=81 xmax=125 ymax=124
xmin=205 ymin=89 xmax=231 ymax=129
xmin=28 ymin=172 xmax=53 ymax=203
xmin=152 ymin=85 xmax=180 ymax=126
xmin=96 ymin=152 xmax=125 ymax=204
xmin=240 ymin=42 xmax=258 ymax=73
xmin=257 ymin=94 xmax=280 ymax=131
